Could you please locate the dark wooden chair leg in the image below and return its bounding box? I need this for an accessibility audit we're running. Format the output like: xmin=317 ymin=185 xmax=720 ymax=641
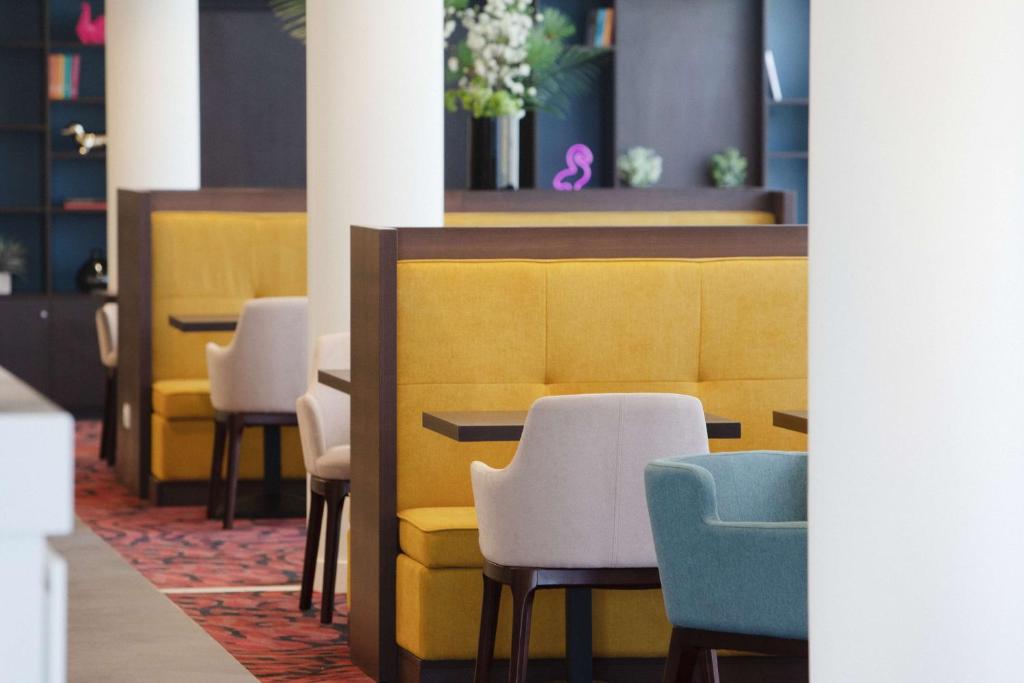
xmin=664 ymin=628 xmax=701 ymax=683
xmin=222 ymin=416 xmax=244 ymax=530
xmin=207 ymin=418 xmax=227 ymax=519
xmin=508 ymin=570 xmax=538 ymax=683
xmin=319 ymin=485 xmax=345 ymax=624
xmin=701 ymin=649 xmax=720 ymax=683
xmin=565 ymin=587 xmax=593 ymax=683
xmin=100 ymin=370 xmax=116 ymax=464
xmin=474 ymin=573 xmax=502 ymax=683
xmin=299 ymin=485 xmax=325 ymax=612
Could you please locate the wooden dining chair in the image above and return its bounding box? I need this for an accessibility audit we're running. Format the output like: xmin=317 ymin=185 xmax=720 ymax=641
xmin=205 ymin=297 xmax=308 ymax=529
xmin=94 ymin=302 xmax=118 ymax=465
xmin=470 ymin=393 xmax=711 ymax=683
xmin=296 ymin=332 xmax=351 ymax=624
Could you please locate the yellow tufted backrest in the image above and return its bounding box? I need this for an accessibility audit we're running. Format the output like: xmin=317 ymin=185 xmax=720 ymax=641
xmin=395 ymin=257 xmax=807 ymax=511
xmin=442 ymin=210 xmax=776 ymax=227
xmin=151 ymin=211 xmax=307 ymax=381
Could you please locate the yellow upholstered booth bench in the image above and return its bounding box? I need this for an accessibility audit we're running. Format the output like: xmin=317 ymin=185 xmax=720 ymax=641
xmin=348 ymin=224 xmax=808 ymax=682
xmin=116 ymin=189 xmax=307 ymax=501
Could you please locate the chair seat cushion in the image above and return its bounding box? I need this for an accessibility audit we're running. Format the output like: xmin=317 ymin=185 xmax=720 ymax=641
xmin=398 ymin=507 xmax=483 ymax=569
xmin=315 ymin=445 xmax=351 ymax=480
xmin=152 ymin=379 xmax=214 ymax=418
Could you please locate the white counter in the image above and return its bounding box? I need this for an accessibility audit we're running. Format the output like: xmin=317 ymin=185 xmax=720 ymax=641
xmin=0 ymin=366 xmax=73 ymax=682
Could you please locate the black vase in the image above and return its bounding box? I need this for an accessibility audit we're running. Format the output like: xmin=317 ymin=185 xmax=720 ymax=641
xmin=76 ymin=249 xmax=108 ymax=292
xmin=469 ymin=114 xmax=520 ymax=190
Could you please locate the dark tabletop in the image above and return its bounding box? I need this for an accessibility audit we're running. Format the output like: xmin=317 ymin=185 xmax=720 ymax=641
xmin=423 ymin=410 xmax=741 ymax=442
xmin=317 ymin=369 xmax=351 ymax=394
xmin=168 ymin=314 xmax=238 ymax=332
xmin=772 ymin=409 xmax=808 ymax=434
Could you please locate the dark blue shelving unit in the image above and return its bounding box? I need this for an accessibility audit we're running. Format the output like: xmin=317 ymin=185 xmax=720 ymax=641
xmin=0 ymin=0 xmax=107 ymax=414
xmin=0 ymin=0 xmax=106 ymax=295
xmin=763 ymin=0 xmax=809 ymax=223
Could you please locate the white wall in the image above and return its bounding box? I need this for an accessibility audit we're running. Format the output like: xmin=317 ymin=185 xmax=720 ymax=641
xmin=809 ymin=2 xmax=1024 ymax=680
xmin=306 ymin=0 xmax=444 ymax=591
xmin=105 ymin=0 xmax=200 ymax=291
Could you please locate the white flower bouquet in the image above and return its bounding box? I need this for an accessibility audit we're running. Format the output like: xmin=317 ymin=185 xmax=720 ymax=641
xmin=445 ymin=0 xmax=608 ymax=119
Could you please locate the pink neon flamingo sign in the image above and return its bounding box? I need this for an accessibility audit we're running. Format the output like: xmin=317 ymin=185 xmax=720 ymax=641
xmin=552 ymin=143 xmax=594 ymax=191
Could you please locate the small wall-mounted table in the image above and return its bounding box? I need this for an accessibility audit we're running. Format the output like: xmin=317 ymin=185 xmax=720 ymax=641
xmin=422 ymin=410 xmax=742 ymax=442
xmin=422 ymin=406 xmax=741 ymax=683
xmin=168 ymin=314 xmax=238 ymax=332
xmin=772 ymin=410 xmax=808 ymax=434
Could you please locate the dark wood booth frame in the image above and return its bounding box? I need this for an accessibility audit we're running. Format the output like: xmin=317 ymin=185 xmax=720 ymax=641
xmin=116 ymin=188 xmax=307 ymax=499
xmin=349 ymin=223 xmax=808 ymax=683
xmin=444 ymin=187 xmax=796 ymax=224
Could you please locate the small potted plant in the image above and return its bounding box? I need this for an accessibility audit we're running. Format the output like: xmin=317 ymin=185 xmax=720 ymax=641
xmin=617 ymin=146 xmax=663 ymax=188
xmin=709 ymin=147 xmax=748 ymax=188
xmin=0 ymin=238 xmax=27 ymax=295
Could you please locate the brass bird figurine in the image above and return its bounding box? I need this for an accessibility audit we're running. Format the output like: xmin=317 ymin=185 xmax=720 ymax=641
xmin=61 ymin=122 xmax=107 ymax=156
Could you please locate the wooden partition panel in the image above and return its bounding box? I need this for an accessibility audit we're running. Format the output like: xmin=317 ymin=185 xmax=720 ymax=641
xmin=350 ymin=227 xmax=399 ymax=682
xmin=444 ymin=187 xmax=795 ymax=223
xmin=348 ymin=223 xmax=807 ymax=681
xmin=116 ymin=188 xmax=306 ymax=498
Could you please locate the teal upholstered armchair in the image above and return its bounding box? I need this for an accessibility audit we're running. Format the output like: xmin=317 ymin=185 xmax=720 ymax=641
xmin=645 ymin=451 xmax=808 ymax=682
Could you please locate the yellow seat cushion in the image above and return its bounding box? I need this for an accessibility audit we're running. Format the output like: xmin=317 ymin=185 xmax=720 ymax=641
xmin=398 ymin=507 xmax=482 ymax=569
xmin=396 ymin=553 xmax=671 ymax=660
xmin=152 ymin=379 xmax=214 ymax=418
xmin=150 ymin=413 xmax=305 ymax=480
xmin=443 ymin=210 xmax=776 ymax=227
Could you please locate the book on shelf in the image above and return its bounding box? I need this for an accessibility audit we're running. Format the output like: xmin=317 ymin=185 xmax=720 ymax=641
xmin=586 ymin=8 xmax=615 ymax=48
xmin=48 ymin=53 xmax=82 ymax=100
xmin=62 ymin=198 xmax=107 ymax=211
xmin=764 ymin=49 xmax=783 ymax=102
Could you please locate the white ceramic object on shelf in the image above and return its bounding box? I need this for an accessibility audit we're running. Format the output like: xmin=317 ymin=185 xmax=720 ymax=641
xmin=0 ymin=272 xmax=12 ymax=295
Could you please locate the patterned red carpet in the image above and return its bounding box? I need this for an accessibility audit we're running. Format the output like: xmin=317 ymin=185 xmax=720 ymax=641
xmin=74 ymin=421 xmax=371 ymax=682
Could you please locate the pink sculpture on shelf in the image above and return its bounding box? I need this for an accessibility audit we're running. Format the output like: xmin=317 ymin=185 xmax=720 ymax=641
xmin=75 ymin=2 xmax=105 ymax=46
xmin=552 ymin=143 xmax=594 ymax=191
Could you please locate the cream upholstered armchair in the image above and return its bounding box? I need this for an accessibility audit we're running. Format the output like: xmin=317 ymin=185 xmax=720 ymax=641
xmin=470 ymin=393 xmax=710 ymax=683
xmin=94 ymin=302 xmax=118 ymax=465
xmin=205 ymin=296 xmax=308 ymax=529
xmin=296 ymin=332 xmax=351 ymax=624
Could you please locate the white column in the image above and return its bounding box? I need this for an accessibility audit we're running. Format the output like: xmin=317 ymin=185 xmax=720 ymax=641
xmin=306 ymin=1 xmax=443 ymax=593
xmin=809 ymin=2 xmax=1024 ymax=680
xmin=306 ymin=0 xmax=444 ymax=340
xmin=105 ymin=0 xmax=200 ymax=292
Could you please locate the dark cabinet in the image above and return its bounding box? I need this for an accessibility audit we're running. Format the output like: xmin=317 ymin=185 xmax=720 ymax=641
xmin=0 ymin=295 xmax=103 ymax=414
xmin=0 ymin=297 xmax=50 ymax=391
xmin=50 ymin=296 xmax=104 ymax=411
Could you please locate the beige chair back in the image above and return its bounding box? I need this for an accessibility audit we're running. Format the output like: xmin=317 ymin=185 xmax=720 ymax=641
xmin=205 ymin=297 xmax=308 ymax=413
xmin=472 ymin=393 xmax=709 ymax=568
xmin=95 ymin=302 xmax=118 ymax=369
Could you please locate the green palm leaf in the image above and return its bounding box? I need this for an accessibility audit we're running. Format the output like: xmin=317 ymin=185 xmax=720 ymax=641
xmin=268 ymin=0 xmax=306 ymax=43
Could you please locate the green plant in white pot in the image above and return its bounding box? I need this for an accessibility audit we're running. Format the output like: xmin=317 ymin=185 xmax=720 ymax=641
xmin=0 ymin=238 xmax=27 ymax=295
xmin=617 ymin=146 xmax=663 ymax=188
xmin=709 ymin=147 xmax=748 ymax=188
